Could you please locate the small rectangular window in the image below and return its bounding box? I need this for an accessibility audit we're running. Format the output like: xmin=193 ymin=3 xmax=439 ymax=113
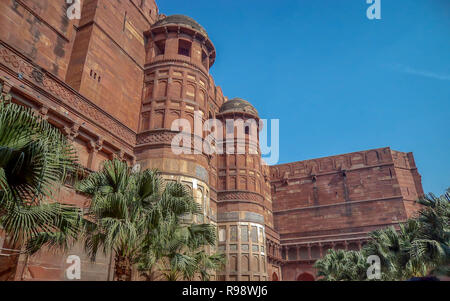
xmin=202 ymin=50 xmax=208 ymax=68
xmin=219 ymin=227 xmax=226 ymax=242
xmin=226 ymin=122 xmax=234 ymax=134
xmin=178 ymin=40 xmax=192 ymax=57
xmin=258 ymin=227 xmax=264 ymax=243
xmin=251 ymin=226 xmax=258 ymax=243
xmin=230 ymin=226 xmax=238 ymax=242
xmin=240 ymin=225 xmax=249 ymax=242
xmin=155 ymin=40 xmax=165 ymax=56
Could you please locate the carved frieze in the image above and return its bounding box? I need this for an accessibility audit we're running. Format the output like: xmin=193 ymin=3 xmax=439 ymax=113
xmin=0 ymin=44 xmax=136 ymax=146
xmin=218 ymin=191 xmax=264 ymax=203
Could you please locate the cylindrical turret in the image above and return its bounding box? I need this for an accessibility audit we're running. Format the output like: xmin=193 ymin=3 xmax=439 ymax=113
xmin=215 ymin=98 xmax=269 ymax=281
xmin=147 ymin=15 xmax=216 ymax=72
xmin=136 ymin=15 xmax=220 ymax=260
xmin=141 ymin=15 xmax=217 ymax=132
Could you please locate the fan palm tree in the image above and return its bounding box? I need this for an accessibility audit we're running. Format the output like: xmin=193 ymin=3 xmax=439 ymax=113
xmin=410 ymin=189 xmax=450 ymax=275
xmin=362 ymin=219 xmax=428 ymax=280
xmin=76 ymin=159 xmax=218 ymax=281
xmin=137 ymin=186 xmax=224 ymax=281
xmin=0 ymin=95 xmax=81 ymax=257
xmin=156 ymin=222 xmax=221 ymax=281
xmin=76 ymin=160 xmax=157 ymax=281
xmin=192 ymin=251 xmax=226 ymax=281
xmin=314 ymin=189 xmax=449 ymax=281
xmin=314 ymin=249 xmax=368 ymax=281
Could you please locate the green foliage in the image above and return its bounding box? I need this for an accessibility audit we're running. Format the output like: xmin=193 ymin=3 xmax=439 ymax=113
xmin=77 ymin=159 xmax=223 ymax=281
xmin=76 ymin=159 xmax=152 ymax=263
xmin=314 ymin=249 xmax=369 ymax=281
xmin=315 ymin=188 xmax=450 ymax=281
xmin=0 ymin=95 xmax=81 ymax=251
xmin=412 ymin=189 xmax=450 ymax=275
xmin=363 ymin=219 xmax=428 ymax=280
xmin=137 ymin=209 xmax=225 ymax=281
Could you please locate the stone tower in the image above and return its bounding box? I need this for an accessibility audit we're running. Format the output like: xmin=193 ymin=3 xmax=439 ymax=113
xmin=215 ymin=98 xmax=273 ymax=281
xmin=136 ymin=14 xmax=221 ymax=245
xmin=137 ymin=16 xmax=277 ymax=280
xmin=0 ymin=1 xmax=423 ymax=281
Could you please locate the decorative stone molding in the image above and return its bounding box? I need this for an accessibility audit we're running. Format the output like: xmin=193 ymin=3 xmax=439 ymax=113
xmin=0 ymin=43 xmax=136 ymax=146
xmin=269 ymin=147 xmax=394 ymax=182
xmin=218 ymin=190 xmax=264 ymax=203
xmin=144 ymin=58 xmax=210 ymax=80
xmin=136 ymin=129 xmax=177 ymax=145
xmin=0 ymin=80 xmax=12 ymax=94
xmin=31 ymin=69 xmax=44 ymax=84
xmin=114 ymin=150 xmax=125 ymax=161
xmin=136 ymin=129 xmax=206 ymax=155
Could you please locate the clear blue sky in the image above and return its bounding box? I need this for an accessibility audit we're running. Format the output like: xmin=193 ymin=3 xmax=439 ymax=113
xmin=157 ymin=0 xmax=450 ymax=195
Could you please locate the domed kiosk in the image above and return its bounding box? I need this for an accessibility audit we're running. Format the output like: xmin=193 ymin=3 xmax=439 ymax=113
xmin=219 ymin=98 xmax=259 ymax=118
xmin=152 ymin=14 xmax=208 ymax=37
xmin=148 ymin=14 xmax=216 ymax=69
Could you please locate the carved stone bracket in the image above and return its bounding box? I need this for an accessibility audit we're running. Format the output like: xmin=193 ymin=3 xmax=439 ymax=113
xmin=88 ymin=138 xmax=104 ymax=153
xmin=114 ymin=150 xmax=125 ymax=161
xmin=63 ymin=123 xmax=80 ymax=141
xmin=39 ymin=106 xmax=49 ymax=119
xmin=1 ymin=80 xmax=13 ymax=94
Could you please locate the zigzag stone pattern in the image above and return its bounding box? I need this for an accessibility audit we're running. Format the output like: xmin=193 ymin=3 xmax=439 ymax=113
xmin=218 ymin=191 xmax=264 ymax=203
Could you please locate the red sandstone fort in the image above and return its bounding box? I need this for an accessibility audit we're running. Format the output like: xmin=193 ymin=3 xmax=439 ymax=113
xmin=0 ymin=0 xmax=424 ymax=281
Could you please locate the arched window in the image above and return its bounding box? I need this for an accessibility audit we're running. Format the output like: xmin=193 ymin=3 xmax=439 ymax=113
xmin=272 ymin=272 xmax=279 ymax=281
xmin=169 ymin=81 xmax=182 ymax=99
xmin=156 ymin=80 xmax=167 ymax=98
xmin=297 ymin=272 xmax=315 ymax=281
xmin=241 ymin=255 xmax=249 ymax=272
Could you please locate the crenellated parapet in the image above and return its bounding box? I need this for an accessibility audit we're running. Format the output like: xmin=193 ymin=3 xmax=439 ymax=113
xmin=270 ymin=147 xmax=424 ymax=280
xmin=270 ymin=147 xmax=397 ymax=182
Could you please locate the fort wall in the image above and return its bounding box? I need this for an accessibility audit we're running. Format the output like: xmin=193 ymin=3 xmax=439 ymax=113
xmin=0 ymin=1 xmax=424 ymax=281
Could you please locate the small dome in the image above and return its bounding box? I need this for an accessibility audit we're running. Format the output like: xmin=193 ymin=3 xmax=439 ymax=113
xmin=152 ymin=15 xmax=208 ymax=37
xmin=219 ymin=98 xmax=259 ymax=118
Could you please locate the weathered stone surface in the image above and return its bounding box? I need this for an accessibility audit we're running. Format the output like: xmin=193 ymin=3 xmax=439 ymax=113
xmin=0 ymin=1 xmax=424 ymax=282
xmin=270 ymin=147 xmax=424 ymax=280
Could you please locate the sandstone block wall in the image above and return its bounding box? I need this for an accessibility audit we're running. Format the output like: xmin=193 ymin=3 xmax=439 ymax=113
xmin=0 ymin=1 xmax=424 ymax=282
xmin=270 ymin=147 xmax=424 ymax=280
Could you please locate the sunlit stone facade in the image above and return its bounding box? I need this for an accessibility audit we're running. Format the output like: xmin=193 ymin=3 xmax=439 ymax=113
xmin=0 ymin=0 xmax=423 ymax=281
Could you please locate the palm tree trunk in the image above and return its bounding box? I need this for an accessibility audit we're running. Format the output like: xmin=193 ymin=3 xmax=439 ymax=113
xmin=114 ymin=254 xmax=132 ymax=281
xmin=142 ymin=268 xmax=156 ymax=281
